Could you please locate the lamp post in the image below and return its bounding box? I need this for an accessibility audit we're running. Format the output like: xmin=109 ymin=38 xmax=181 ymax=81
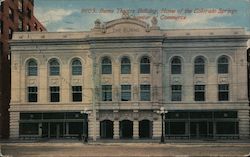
xmin=81 ymin=109 xmax=92 ymax=143
xmin=156 ymin=107 xmax=168 ymax=144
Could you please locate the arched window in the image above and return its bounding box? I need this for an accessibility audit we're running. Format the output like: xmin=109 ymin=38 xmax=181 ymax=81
xmin=27 ymin=59 xmax=37 ymax=76
xmin=140 ymin=56 xmax=150 ymax=74
xmin=49 ymin=59 xmax=60 ymax=76
xmin=171 ymin=57 xmax=181 ymax=74
xmin=72 ymin=59 xmax=82 ymax=75
xmin=194 ymin=57 xmax=205 ymax=74
xmin=218 ymin=56 xmax=228 ymax=74
xmin=102 ymin=57 xmax=112 ymax=74
xmin=121 ymin=57 xmax=131 ymax=74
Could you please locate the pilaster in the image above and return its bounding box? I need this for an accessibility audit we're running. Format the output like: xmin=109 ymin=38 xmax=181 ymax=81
xmin=114 ymin=120 xmax=119 ymax=139
xmin=9 ymin=112 xmax=20 ymax=139
xmin=153 ymin=118 xmax=161 ymax=139
xmin=133 ymin=120 xmax=139 ymax=139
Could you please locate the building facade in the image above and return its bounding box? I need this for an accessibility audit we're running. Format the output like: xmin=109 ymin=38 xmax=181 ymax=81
xmin=0 ymin=0 xmax=46 ymax=138
xmin=9 ymin=16 xmax=249 ymax=140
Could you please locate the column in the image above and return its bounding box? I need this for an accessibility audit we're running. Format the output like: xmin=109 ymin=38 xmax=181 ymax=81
xmin=9 ymin=111 xmax=20 ymax=139
xmin=95 ymin=120 xmax=100 ymax=140
xmin=133 ymin=120 xmax=139 ymax=139
xmin=113 ymin=120 xmax=119 ymax=139
xmin=153 ymin=118 xmax=161 ymax=139
xmin=238 ymin=110 xmax=249 ymax=139
xmin=88 ymin=113 xmax=96 ymax=140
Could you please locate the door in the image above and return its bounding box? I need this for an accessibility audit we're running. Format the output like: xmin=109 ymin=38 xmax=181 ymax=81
xmin=139 ymin=120 xmax=152 ymax=139
xmin=190 ymin=121 xmax=208 ymax=138
xmin=120 ymin=120 xmax=133 ymax=139
xmin=100 ymin=120 xmax=114 ymax=139
xmin=50 ymin=122 xmax=63 ymax=138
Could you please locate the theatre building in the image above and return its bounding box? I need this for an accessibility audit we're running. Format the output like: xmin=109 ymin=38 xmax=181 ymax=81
xmin=9 ymin=16 xmax=250 ymax=140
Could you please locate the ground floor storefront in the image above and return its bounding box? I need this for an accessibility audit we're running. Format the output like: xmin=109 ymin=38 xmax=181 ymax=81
xmin=165 ymin=111 xmax=239 ymax=139
xmin=9 ymin=110 xmax=249 ymax=140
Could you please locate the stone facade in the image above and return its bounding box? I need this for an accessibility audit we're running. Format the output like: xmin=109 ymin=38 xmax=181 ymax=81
xmin=9 ymin=16 xmax=250 ymax=140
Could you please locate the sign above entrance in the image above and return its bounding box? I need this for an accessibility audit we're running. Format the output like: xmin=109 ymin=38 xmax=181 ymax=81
xmin=92 ymin=16 xmax=161 ymax=36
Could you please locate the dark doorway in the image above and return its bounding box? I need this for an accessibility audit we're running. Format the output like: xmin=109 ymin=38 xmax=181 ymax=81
xmin=100 ymin=120 xmax=114 ymax=139
xmin=190 ymin=121 xmax=210 ymax=138
xmin=49 ymin=122 xmax=63 ymax=138
xmin=120 ymin=120 xmax=133 ymax=139
xmin=139 ymin=120 xmax=152 ymax=139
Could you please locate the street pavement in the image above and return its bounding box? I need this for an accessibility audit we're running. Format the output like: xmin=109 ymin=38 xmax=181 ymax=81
xmin=0 ymin=140 xmax=250 ymax=157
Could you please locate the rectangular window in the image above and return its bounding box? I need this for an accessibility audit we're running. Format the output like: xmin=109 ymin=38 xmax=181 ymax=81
xmin=8 ymin=28 xmax=13 ymax=39
xmin=0 ymin=42 xmax=2 ymax=55
xmin=72 ymin=86 xmax=82 ymax=102
xmin=216 ymin=122 xmax=238 ymax=135
xmin=0 ymin=2 xmax=3 ymax=13
xmin=0 ymin=20 xmax=3 ymax=34
xmin=194 ymin=85 xmax=205 ymax=101
xmin=18 ymin=0 xmax=23 ymax=12
xmin=102 ymin=85 xmax=112 ymax=101
xmin=9 ymin=7 xmax=14 ymax=21
xmin=27 ymin=8 xmax=32 ymax=18
xmin=121 ymin=85 xmax=131 ymax=101
xmin=26 ymin=24 xmax=31 ymax=31
xmin=218 ymin=84 xmax=229 ymax=101
xmin=28 ymin=86 xmax=37 ymax=102
xmin=171 ymin=85 xmax=182 ymax=101
xmin=18 ymin=17 xmax=23 ymax=31
xmin=19 ymin=123 xmax=39 ymax=135
xmin=50 ymin=86 xmax=60 ymax=102
xmin=140 ymin=85 xmax=151 ymax=101
xmin=34 ymin=23 xmax=38 ymax=30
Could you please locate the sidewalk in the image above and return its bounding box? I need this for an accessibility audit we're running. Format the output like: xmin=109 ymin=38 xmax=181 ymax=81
xmin=1 ymin=138 xmax=250 ymax=145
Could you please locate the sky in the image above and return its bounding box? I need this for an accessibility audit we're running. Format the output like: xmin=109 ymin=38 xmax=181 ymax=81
xmin=34 ymin=0 xmax=250 ymax=32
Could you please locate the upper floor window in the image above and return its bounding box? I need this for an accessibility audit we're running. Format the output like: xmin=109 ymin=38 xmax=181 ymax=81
xmin=194 ymin=85 xmax=205 ymax=101
xmin=0 ymin=2 xmax=3 ymax=13
xmin=140 ymin=84 xmax=151 ymax=101
xmin=121 ymin=85 xmax=131 ymax=101
xmin=18 ymin=17 xmax=23 ymax=31
xmin=34 ymin=23 xmax=37 ymax=30
xmin=18 ymin=0 xmax=23 ymax=12
xmin=194 ymin=57 xmax=205 ymax=74
xmin=171 ymin=85 xmax=182 ymax=101
xmin=27 ymin=8 xmax=32 ymax=18
xmin=218 ymin=56 xmax=229 ymax=74
xmin=49 ymin=59 xmax=60 ymax=76
xmin=27 ymin=59 xmax=37 ymax=76
xmin=0 ymin=20 xmax=3 ymax=34
xmin=218 ymin=84 xmax=229 ymax=101
xmin=72 ymin=86 xmax=82 ymax=102
xmin=102 ymin=85 xmax=112 ymax=101
xmin=28 ymin=86 xmax=37 ymax=102
xmin=101 ymin=57 xmax=112 ymax=74
xmin=50 ymin=86 xmax=60 ymax=102
xmin=171 ymin=57 xmax=181 ymax=74
xmin=121 ymin=57 xmax=131 ymax=74
xmin=72 ymin=59 xmax=82 ymax=75
xmin=26 ymin=24 xmax=31 ymax=31
xmin=9 ymin=7 xmax=14 ymax=21
xmin=140 ymin=56 xmax=150 ymax=74
xmin=8 ymin=28 xmax=13 ymax=39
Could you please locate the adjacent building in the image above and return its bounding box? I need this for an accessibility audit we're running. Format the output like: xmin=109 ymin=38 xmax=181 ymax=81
xmin=9 ymin=16 xmax=249 ymax=140
xmin=0 ymin=0 xmax=46 ymax=138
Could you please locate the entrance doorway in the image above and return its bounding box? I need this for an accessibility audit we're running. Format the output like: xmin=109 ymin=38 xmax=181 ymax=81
xmin=100 ymin=120 xmax=114 ymax=139
xmin=49 ymin=122 xmax=63 ymax=138
xmin=139 ymin=120 xmax=152 ymax=139
xmin=120 ymin=120 xmax=133 ymax=139
xmin=190 ymin=121 xmax=213 ymax=138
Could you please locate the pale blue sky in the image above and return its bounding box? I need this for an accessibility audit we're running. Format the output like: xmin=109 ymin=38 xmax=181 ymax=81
xmin=34 ymin=0 xmax=250 ymax=32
